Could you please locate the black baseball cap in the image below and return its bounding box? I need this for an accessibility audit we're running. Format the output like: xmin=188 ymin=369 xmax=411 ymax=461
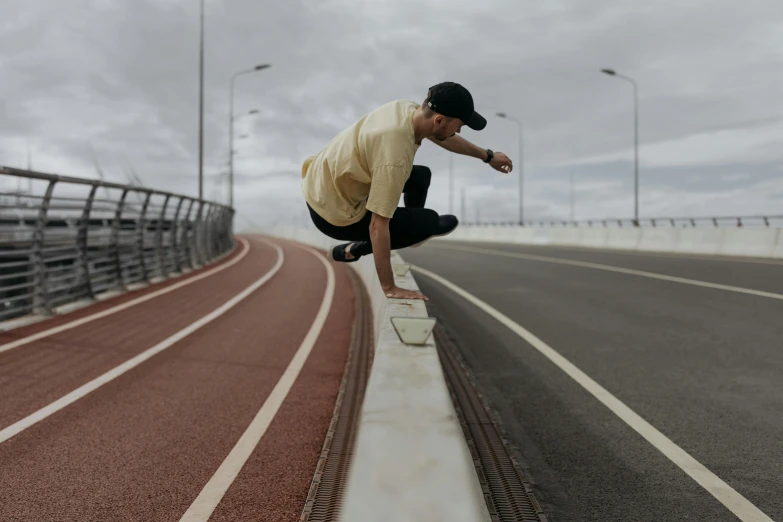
xmin=426 ymin=82 xmax=487 ymax=131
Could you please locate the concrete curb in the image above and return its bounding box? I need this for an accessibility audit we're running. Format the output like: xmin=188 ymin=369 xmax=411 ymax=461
xmin=253 ymin=228 xmax=491 ymax=522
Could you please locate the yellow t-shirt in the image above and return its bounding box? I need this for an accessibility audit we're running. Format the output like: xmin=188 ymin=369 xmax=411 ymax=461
xmin=301 ymin=99 xmax=421 ymax=227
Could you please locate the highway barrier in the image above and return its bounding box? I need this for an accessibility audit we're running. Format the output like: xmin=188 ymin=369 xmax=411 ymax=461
xmin=439 ymin=224 xmax=783 ymax=259
xmin=256 ymin=227 xmax=491 ymax=522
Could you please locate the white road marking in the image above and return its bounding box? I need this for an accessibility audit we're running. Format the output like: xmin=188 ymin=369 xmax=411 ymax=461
xmin=179 ymin=244 xmax=335 ymax=522
xmin=0 ymin=240 xmax=285 ymax=445
xmin=411 ymin=264 xmax=774 ymax=522
xmin=0 ymin=238 xmax=254 ymax=356
xmin=429 ymin=243 xmax=783 ymax=301
xmin=523 ymin=243 xmax=783 ymax=266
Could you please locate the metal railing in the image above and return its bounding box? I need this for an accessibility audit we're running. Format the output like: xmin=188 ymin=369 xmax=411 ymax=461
xmin=461 ymin=215 xmax=783 ymax=229
xmin=0 ymin=166 xmax=235 ymax=323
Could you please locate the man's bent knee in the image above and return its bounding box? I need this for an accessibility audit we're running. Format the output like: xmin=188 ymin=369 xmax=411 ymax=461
xmin=411 ymin=165 xmax=432 ymax=188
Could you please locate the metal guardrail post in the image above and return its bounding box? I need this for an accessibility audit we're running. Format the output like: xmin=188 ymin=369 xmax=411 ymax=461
xmin=200 ymin=203 xmax=211 ymax=263
xmin=170 ymin=196 xmax=185 ymax=273
xmin=155 ymin=194 xmax=171 ymax=279
xmin=182 ymin=198 xmax=197 ymax=270
xmin=228 ymin=208 xmax=236 ymax=250
xmin=193 ymin=201 xmax=206 ymax=267
xmin=31 ymin=180 xmax=57 ymax=315
xmin=111 ymin=189 xmax=129 ymax=290
xmin=225 ymin=208 xmax=233 ymax=251
xmin=77 ymin=184 xmax=99 ymax=300
xmin=0 ymin=166 xmax=234 ymax=323
xmin=137 ymin=191 xmax=152 ymax=282
xmin=204 ymin=203 xmax=215 ymax=262
xmin=222 ymin=208 xmax=232 ymax=252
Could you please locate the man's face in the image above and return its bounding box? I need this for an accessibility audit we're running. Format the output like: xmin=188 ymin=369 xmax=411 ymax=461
xmin=433 ymin=115 xmax=464 ymax=141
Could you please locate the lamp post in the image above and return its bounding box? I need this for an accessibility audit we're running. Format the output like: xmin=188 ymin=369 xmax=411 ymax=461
xmin=495 ymin=112 xmax=524 ymax=225
xmin=570 ymin=171 xmax=575 ymax=223
xmin=198 ymin=0 xmax=204 ymax=200
xmin=228 ymin=109 xmax=259 ymax=202
xmin=228 ymin=64 xmax=270 ymax=208
xmin=461 ymin=187 xmax=466 ymax=223
xmin=601 ymin=68 xmax=639 ymax=225
xmin=448 ymin=153 xmax=454 ymax=215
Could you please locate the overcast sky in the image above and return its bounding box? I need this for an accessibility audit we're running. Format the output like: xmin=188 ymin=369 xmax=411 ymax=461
xmin=2 ymin=0 xmax=782 ymax=229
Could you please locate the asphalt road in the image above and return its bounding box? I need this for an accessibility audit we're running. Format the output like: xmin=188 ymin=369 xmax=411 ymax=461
xmin=402 ymin=240 xmax=783 ymax=522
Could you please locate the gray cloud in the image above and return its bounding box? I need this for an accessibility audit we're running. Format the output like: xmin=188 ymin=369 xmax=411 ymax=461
xmin=2 ymin=0 xmax=782 ymax=229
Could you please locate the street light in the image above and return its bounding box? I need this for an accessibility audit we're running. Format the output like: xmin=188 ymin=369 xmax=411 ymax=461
xmin=228 ymin=64 xmax=270 ymax=207
xmin=601 ymin=68 xmax=639 ymax=225
xmin=496 ymin=112 xmax=524 ymax=225
xmin=229 ymin=109 xmax=259 ymax=155
xmin=448 ymin=153 xmax=454 ymax=214
xmin=198 ymin=0 xmax=205 ymax=200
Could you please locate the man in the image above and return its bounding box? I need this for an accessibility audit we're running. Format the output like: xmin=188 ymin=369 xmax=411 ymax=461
xmin=300 ymin=82 xmax=513 ymax=300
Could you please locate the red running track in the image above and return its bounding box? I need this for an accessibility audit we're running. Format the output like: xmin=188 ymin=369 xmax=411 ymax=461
xmin=0 ymin=235 xmax=355 ymax=521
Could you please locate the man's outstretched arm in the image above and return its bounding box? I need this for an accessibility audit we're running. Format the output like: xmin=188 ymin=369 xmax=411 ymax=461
xmin=427 ymin=135 xmax=513 ymax=174
xmin=369 ymin=212 xmax=428 ymax=301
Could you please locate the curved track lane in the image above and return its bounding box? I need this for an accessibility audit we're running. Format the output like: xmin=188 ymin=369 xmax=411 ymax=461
xmin=0 ymin=236 xmax=355 ymax=522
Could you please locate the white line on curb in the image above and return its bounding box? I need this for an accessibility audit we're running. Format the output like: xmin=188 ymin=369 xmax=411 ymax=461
xmin=179 ymin=244 xmax=335 ymax=522
xmin=429 ymin=243 xmax=783 ymax=301
xmin=411 ymin=264 xmax=773 ymax=522
xmin=0 ymin=239 xmax=285 ymax=445
xmin=0 ymin=238 xmax=254 ymax=356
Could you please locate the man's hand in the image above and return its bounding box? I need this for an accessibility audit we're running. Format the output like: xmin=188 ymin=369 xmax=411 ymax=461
xmin=369 ymin=213 xmax=429 ymax=301
xmin=489 ymin=152 xmax=513 ymax=174
xmin=384 ymin=286 xmax=428 ymax=301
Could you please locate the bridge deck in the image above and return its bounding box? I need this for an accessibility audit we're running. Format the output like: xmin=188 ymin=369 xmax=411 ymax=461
xmin=404 ymin=240 xmax=783 ymax=522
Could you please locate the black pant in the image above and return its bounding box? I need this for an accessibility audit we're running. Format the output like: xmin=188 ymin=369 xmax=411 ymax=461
xmin=307 ymin=165 xmax=441 ymax=257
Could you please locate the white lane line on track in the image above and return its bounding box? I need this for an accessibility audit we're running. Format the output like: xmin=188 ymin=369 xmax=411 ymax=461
xmin=0 ymin=239 xmax=285 ymax=445
xmin=0 ymin=238 xmax=253 ymax=356
xmin=429 ymin=243 xmax=783 ymax=301
xmin=179 ymin=244 xmax=335 ymax=522
xmin=411 ymin=264 xmax=774 ymax=522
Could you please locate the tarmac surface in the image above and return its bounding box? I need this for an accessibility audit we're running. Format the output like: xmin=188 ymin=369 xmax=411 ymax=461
xmin=403 ymin=240 xmax=783 ymax=522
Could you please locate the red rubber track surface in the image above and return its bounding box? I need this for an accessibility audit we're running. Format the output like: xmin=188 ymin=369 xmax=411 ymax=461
xmin=0 ymin=235 xmax=354 ymax=521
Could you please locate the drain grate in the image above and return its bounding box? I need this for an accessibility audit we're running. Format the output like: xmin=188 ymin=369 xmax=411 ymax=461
xmin=300 ymin=267 xmax=373 ymax=522
xmin=434 ymin=325 xmax=548 ymax=522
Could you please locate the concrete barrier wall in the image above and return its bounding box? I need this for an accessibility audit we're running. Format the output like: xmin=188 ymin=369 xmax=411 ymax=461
xmin=606 ymin=228 xmax=642 ymax=251
xmin=253 ymin=228 xmax=490 ymax=522
xmin=718 ymin=228 xmax=780 ymax=258
xmin=637 ymin=228 xmax=680 ymax=253
xmin=440 ymin=225 xmax=783 ymax=259
xmin=674 ymin=228 xmax=724 ymax=255
xmin=773 ymin=230 xmax=783 ymax=258
xmin=545 ymin=228 xmax=582 ymax=246
xmin=578 ymin=228 xmax=610 ymax=249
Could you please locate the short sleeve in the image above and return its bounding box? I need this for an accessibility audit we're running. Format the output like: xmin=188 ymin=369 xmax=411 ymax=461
xmin=365 ymin=165 xmax=409 ymax=218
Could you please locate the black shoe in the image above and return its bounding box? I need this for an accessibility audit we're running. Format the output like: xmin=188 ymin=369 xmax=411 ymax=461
xmin=328 ymin=243 xmax=362 ymax=263
xmin=411 ymin=215 xmax=459 ymax=248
